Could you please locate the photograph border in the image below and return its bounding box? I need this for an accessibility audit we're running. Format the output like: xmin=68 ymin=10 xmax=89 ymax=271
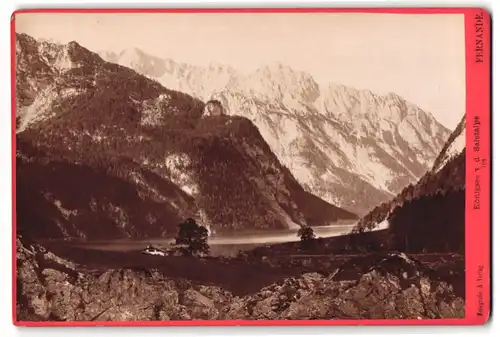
xmin=11 ymin=6 xmax=492 ymax=327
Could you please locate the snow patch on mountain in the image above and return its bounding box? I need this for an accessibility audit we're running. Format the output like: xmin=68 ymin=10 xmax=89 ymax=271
xmin=165 ymin=153 xmax=198 ymax=196
xmin=130 ymin=171 xmax=168 ymax=202
xmin=352 ymin=146 xmax=397 ymax=192
xmin=138 ymin=93 xmax=173 ymax=126
xmin=60 ymin=88 xmax=84 ymax=98
xmin=432 ymin=114 xmax=466 ymax=173
xmin=53 ymin=199 xmax=78 ymax=220
xmin=117 ymin=48 xmax=148 ymax=70
xmin=443 ymin=131 xmax=465 ymax=162
xmin=106 ymin=204 xmax=130 ymax=230
xmin=37 ymin=42 xmax=76 ymax=72
xmin=18 ymin=85 xmax=59 ymax=132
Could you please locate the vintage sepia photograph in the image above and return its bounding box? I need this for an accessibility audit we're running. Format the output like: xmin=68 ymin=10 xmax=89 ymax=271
xmin=14 ymin=11 xmax=466 ymax=322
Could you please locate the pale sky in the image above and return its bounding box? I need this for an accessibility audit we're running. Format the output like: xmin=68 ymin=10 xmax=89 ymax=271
xmin=15 ymin=12 xmax=465 ymax=129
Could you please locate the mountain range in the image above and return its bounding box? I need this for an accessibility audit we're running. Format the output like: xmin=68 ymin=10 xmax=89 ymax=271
xmin=98 ymin=48 xmax=452 ymax=214
xmin=15 ymin=33 xmax=356 ymax=240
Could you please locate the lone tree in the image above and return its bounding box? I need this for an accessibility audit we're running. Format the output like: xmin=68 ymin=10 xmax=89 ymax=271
xmin=175 ymin=218 xmax=210 ymax=257
xmin=298 ymin=226 xmax=316 ymax=250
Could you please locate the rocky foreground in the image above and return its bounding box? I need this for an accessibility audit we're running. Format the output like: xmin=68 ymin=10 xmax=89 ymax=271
xmin=16 ymin=235 xmax=465 ymax=321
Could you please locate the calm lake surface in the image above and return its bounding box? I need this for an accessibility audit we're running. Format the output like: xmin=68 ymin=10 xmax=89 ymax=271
xmin=56 ymin=222 xmax=359 ymax=256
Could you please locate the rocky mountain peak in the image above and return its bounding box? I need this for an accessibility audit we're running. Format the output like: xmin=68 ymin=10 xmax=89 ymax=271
xmin=247 ymin=62 xmax=320 ymax=103
xmin=95 ymin=46 xmax=451 ymax=213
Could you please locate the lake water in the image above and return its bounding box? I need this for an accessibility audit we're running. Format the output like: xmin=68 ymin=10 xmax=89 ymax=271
xmin=61 ymin=222 xmax=359 ymax=256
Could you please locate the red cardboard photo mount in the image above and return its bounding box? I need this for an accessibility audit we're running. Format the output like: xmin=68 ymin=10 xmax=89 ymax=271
xmin=11 ymin=7 xmax=491 ymax=327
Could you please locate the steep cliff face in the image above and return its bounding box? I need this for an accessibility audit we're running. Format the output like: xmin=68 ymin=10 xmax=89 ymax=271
xmin=354 ymin=114 xmax=466 ymax=253
xmin=15 ymin=33 xmax=356 ymax=240
xmin=99 ymin=48 xmax=451 ymax=214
